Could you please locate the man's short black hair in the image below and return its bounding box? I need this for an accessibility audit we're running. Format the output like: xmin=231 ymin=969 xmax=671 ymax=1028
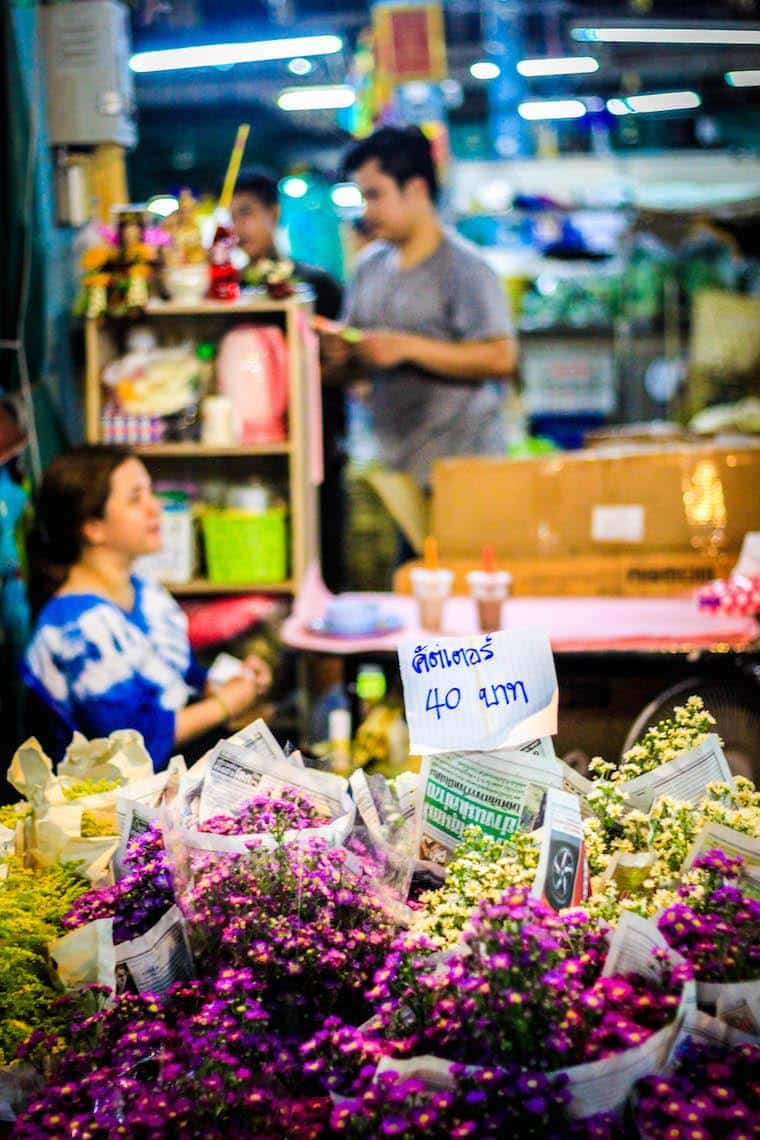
xmin=234 ymin=167 xmax=279 ymax=208
xmin=342 ymin=125 xmax=439 ymax=203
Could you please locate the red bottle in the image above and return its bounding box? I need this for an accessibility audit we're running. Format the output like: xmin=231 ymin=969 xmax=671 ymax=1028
xmin=207 ymin=219 xmax=240 ymax=301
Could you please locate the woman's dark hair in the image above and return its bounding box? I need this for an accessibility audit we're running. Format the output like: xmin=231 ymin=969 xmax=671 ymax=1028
xmin=342 ymin=125 xmax=439 ymax=203
xmin=26 ymin=444 xmax=133 ymax=614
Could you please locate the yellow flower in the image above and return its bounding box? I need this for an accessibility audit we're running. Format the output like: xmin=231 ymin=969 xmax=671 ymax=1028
xmin=81 ymin=246 xmax=111 ymax=271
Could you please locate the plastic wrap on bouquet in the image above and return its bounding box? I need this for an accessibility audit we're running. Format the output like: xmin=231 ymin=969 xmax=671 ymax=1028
xmin=347 ymin=769 xmax=417 ymax=914
xmin=161 ymin=720 xmax=357 ymax=901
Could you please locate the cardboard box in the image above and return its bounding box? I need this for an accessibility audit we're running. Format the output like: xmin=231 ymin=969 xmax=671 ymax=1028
xmin=431 ymin=444 xmax=760 ymax=561
xmin=394 ymin=551 xmax=738 ymax=598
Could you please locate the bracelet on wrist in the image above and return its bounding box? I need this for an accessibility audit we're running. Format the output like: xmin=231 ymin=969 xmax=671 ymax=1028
xmin=212 ymin=691 xmax=233 ymax=722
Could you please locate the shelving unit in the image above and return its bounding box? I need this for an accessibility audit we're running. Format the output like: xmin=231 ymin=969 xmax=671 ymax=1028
xmin=165 ymin=579 xmax=296 ymax=596
xmin=84 ymin=295 xmax=320 ymax=596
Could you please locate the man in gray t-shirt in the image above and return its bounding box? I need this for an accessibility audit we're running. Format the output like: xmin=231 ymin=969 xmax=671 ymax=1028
xmin=320 ymin=125 xmax=517 ymax=486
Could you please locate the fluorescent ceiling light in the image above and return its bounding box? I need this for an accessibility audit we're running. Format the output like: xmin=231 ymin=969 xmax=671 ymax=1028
xmin=517 ymin=56 xmax=599 ymax=77
xmin=288 ymin=57 xmax=314 ymax=76
xmin=608 ymin=90 xmax=701 ymax=115
xmin=331 ymin=183 xmax=364 ymax=209
xmin=280 ymin=176 xmax=309 ymax=199
xmin=518 ymin=98 xmax=587 ymax=120
xmin=572 ymin=25 xmax=760 ymax=45
xmin=470 ymin=61 xmax=501 ymax=80
xmin=146 ymin=194 xmax=179 ymax=217
xmin=130 ymin=34 xmax=343 ymax=74
xmin=725 ymin=68 xmax=760 ymax=87
xmin=277 ymin=85 xmax=355 ymax=111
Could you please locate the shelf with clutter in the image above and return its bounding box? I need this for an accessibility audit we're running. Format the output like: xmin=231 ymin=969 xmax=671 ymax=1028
xmin=449 ymin=154 xmax=760 ymax=446
xmin=80 ymin=193 xmax=321 ymax=598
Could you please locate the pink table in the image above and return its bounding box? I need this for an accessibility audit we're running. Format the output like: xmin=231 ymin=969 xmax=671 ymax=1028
xmin=282 ymin=566 xmax=760 ymax=656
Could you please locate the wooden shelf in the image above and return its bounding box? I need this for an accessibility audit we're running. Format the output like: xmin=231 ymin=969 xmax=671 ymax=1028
xmin=134 ymin=442 xmax=290 ymax=457
xmin=142 ymin=296 xmax=302 ymax=316
xmin=164 ymin=579 xmax=295 ymax=595
xmin=85 ymin=295 xmax=319 ymax=593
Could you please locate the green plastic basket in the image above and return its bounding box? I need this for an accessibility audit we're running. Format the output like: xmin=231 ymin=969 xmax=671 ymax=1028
xmin=201 ymin=508 xmax=288 ymax=584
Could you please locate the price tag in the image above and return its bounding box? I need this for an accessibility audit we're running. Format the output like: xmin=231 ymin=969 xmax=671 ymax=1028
xmin=398 ymin=628 xmax=557 ymax=755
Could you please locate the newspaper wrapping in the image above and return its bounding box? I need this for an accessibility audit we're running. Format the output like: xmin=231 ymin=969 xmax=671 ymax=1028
xmin=113 ymin=904 xmax=194 ymax=996
xmin=619 ymin=735 xmax=733 ymax=813
xmin=7 ymin=738 xmax=53 ymax=801
xmin=414 ymin=746 xmax=563 ymax=876
xmin=113 ymin=800 xmax=162 ymax=881
xmin=58 ymin=729 xmax=154 ymax=785
xmin=633 ymin=1013 xmax=760 ymax=1138
xmin=196 ymin=736 xmax=355 ymax=844
xmin=714 ymin=987 xmax=760 ymax=1037
xmin=697 ymin=978 xmax=760 ymax=1033
xmin=666 ymin=1008 xmax=759 ymax=1060
xmin=560 ymin=762 xmax=595 ymax=818
xmin=678 ymin=822 xmax=760 ymax=1031
xmin=365 ymin=913 xmax=692 ymax=1118
xmin=682 ymin=820 xmax=760 ymax=880
xmin=532 ymin=788 xmax=589 ymax=911
xmin=31 ymin=803 xmax=118 ymax=884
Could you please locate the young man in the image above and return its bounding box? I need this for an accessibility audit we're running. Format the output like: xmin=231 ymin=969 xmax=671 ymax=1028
xmin=320 ymin=125 xmax=517 ymax=486
xmin=231 ymin=169 xmax=343 ymax=321
xmin=231 ymin=170 xmax=345 ymax=590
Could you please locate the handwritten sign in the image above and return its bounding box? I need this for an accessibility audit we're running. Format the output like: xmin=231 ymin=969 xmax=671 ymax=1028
xmin=398 ymin=628 xmax=557 ymax=755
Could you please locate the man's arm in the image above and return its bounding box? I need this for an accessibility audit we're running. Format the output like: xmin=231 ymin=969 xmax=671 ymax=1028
xmin=356 ymin=329 xmax=517 ymax=383
xmin=319 ymin=333 xmax=365 ymax=386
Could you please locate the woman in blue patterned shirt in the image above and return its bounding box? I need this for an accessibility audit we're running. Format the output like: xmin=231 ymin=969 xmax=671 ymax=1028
xmin=23 ymin=445 xmax=269 ymax=769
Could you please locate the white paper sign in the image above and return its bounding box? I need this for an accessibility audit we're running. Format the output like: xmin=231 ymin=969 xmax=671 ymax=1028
xmin=398 ymin=629 xmax=558 ymax=755
xmin=592 ymin=504 xmax=645 ymax=544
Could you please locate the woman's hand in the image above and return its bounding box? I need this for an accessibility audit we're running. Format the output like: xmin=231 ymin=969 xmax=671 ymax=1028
xmin=216 ymin=672 xmax=259 ymax=718
xmin=243 ymin=653 xmax=273 ymax=695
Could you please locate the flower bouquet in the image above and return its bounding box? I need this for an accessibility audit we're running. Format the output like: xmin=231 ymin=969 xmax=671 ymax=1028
xmin=242 ymin=257 xmax=296 ymax=299
xmin=7 ymin=731 xmax=177 ymax=885
xmin=185 ymin=836 xmax=398 ymax=1037
xmin=573 ymin=697 xmax=759 ymax=926
xmin=345 ymin=887 xmax=693 ymax=1120
xmin=14 ymin=969 xmax=332 ymax=1140
xmin=411 ymin=825 xmax=539 ymax=949
xmin=50 ymin=821 xmax=194 ymax=998
xmin=200 ymin=788 xmax=329 ymax=839
xmin=633 ymin=1019 xmax=760 ymax=1140
xmin=658 ymin=848 xmax=760 ymax=1030
xmin=0 ymin=859 xmax=91 ymax=1067
xmin=167 ymin=726 xmax=356 ymax=877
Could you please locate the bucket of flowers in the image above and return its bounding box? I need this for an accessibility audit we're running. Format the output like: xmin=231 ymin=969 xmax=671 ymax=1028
xmin=315 ymin=886 xmax=694 ymax=1127
xmin=632 ymin=1017 xmax=759 ymax=1140
xmin=658 ymin=848 xmax=760 ymax=1029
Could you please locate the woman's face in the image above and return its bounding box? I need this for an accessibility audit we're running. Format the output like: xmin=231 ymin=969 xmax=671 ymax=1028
xmin=84 ymin=458 xmax=162 ymax=559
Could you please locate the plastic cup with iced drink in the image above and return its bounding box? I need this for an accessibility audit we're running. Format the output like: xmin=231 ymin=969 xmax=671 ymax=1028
xmin=467 ymin=569 xmax=511 ymax=632
xmin=410 ymin=567 xmax=453 ymax=632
